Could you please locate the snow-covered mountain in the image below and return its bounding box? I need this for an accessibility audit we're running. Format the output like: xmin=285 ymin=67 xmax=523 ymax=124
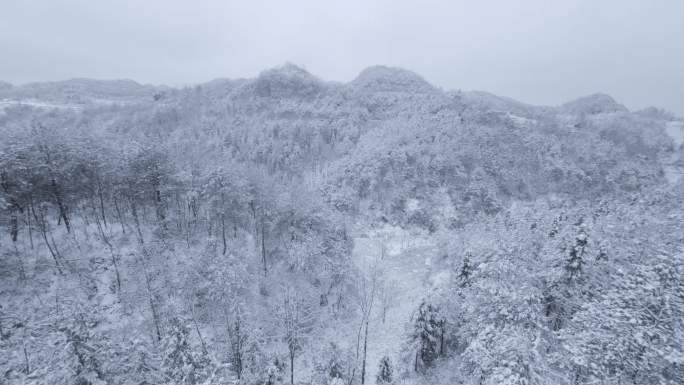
xmin=1 ymin=65 xmax=682 ymax=385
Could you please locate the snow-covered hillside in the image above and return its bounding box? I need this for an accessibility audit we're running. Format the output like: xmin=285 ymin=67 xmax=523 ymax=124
xmin=1 ymin=65 xmax=682 ymax=385
xmin=666 ymin=121 xmax=684 ymax=147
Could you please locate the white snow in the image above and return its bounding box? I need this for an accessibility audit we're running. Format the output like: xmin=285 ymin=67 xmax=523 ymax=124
xmin=0 ymin=98 xmax=83 ymax=111
xmin=663 ymin=121 xmax=684 ymax=183
xmin=405 ymin=198 xmax=420 ymax=213
xmin=665 ymin=121 xmax=684 ymax=147
xmin=351 ymin=224 xmax=439 ymax=379
xmin=508 ymin=114 xmax=537 ymax=128
xmin=664 ymin=166 xmax=683 ymax=184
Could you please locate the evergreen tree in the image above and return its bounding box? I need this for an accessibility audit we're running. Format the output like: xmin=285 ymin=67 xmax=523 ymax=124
xmin=458 ymin=252 xmax=474 ymax=287
xmin=161 ymin=317 xmax=213 ymax=385
xmin=376 ymin=356 xmax=393 ymax=384
xmin=60 ymin=314 xmax=106 ymax=385
xmin=542 ymin=284 xmax=565 ymax=331
xmin=411 ymin=301 xmax=442 ymax=372
xmin=227 ymin=310 xmax=247 ymax=380
xmin=566 ymin=223 xmax=588 ymax=281
xmin=312 ymin=342 xmax=348 ymax=385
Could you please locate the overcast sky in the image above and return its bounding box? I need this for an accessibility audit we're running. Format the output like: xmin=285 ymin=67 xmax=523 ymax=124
xmin=1 ymin=0 xmax=683 ymax=115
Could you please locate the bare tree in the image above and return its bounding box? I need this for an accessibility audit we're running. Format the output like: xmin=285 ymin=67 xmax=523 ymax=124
xmin=279 ymin=286 xmax=314 ymax=385
xmin=225 ymin=305 xmax=247 ymax=380
xmin=139 ymin=251 xmax=162 ymax=342
xmin=377 ymin=279 xmax=399 ymax=324
xmin=350 ymin=260 xmax=379 ymax=385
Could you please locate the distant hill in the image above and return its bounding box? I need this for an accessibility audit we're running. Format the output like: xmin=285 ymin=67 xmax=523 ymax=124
xmin=0 ymin=78 xmax=167 ymax=105
xmin=560 ymin=93 xmax=629 ymax=115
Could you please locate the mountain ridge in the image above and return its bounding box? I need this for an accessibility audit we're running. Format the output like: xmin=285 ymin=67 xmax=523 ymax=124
xmin=5 ymin=64 xmax=674 ymax=118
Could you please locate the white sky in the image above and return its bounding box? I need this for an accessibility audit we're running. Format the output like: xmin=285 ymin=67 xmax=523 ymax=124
xmin=1 ymin=0 xmax=683 ymax=115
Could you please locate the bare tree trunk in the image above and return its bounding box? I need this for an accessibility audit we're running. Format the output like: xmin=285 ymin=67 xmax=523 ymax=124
xmin=351 ymin=315 xmax=364 ymax=385
xmin=26 ymin=203 xmax=34 ymax=249
xmin=155 ymin=189 xmax=166 ymax=229
xmin=79 ymin=207 xmax=91 ymax=243
xmin=189 ymin=196 xmax=198 ymax=219
xmin=22 ymin=339 xmax=30 ymax=374
xmin=1 ymin=177 xmax=21 ymax=242
xmin=361 ymin=319 xmax=370 ymax=384
xmin=347 ymin=368 xmax=357 ymax=385
xmin=359 ymin=267 xmax=377 ymax=385
xmin=31 ymin=202 xmax=63 ymax=275
xmin=290 ymin=351 xmax=295 ymax=385
xmin=97 ymin=179 xmax=107 ymax=228
xmin=110 ymin=252 xmax=122 ymax=293
xmin=439 ymin=321 xmax=445 ymax=356
xmin=113 ymin=197 xmax=125 ymax=234
xmin=222 ymin=214 xmax=227 ymax=255
xmin=228 ymin=314 xmax=244 ymax=380
xmin=249 ymin=200 xmax=256 ymax=225
xmin=13 ymin=242 xmax=26 ymax=281
xmin=48 ymin=231 xmax=64 ymax=267
xmin=51 ymin=179 xmax=70 ymax=233
xmin=130 ymin=200 xmax=144 ymax=244
xmin=10 ymin=207 xmax=18 ymax=242
xmin=93 ymin=205 xmax=121 ymax=293
xmin=140 ymin=254 xmax=161 ymax=342
xmin=190 ymin=303 xmax=208 ymax=355
xmin=261 ymin=218 xmax=267 ymax=275
xmin=175 ymin=194 xmax=183 ymax=232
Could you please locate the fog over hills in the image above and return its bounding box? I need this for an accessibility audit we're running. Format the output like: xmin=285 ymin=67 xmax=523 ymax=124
xmin=1 ymin=65 xmax=683 ymax=385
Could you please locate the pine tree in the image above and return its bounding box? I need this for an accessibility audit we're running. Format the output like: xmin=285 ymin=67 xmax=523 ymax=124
xmin=566 ymin=224 xmax=588 ymax=281
xmin=376 ymin=356 xmax=393 ymax=384
xmin=61 ymin=314 xmax=106 ymax=385
xmin=228 ymin=312 xmax=246 ymax=380
xmin=542 ymin=284 xmax=565 ymax=331
xmin=412 ymin=302 xmax=441 ymax=372
xmin=161 ymin=317 xmax=213 ymax=385
xmin=458 ymin=252 xmax=474 ymax=287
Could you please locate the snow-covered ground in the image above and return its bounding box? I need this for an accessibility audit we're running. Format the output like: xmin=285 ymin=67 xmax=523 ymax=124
xmin=666 ymin=121 xmax=684 ymax=147
xmin=0 ymin=98 xmax=83 ymax=111
xmin=664 ymin=121 xmax=684 ymax=183
xmin=0 ymin=97 xmax=142 ymax=115
xmin=351 ymin=224 xmax=440 ymax=378
xmin=508 ymin=113 xmax=537 ymax=128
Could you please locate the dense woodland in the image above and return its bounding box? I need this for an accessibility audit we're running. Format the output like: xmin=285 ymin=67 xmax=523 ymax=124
xmin=1 ymin=65 xmax=683 ymax=385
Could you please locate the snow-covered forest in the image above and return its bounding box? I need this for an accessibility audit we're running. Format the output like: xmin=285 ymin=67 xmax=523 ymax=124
xmin=1 ymin=64 xmax=683 ymax=385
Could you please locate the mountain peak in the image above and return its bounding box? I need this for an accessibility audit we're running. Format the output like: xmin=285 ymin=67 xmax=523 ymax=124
xmin=351 ymin=65 xmax=434 ymax=92
xmin=561 ymin=93 xmax=628 ymax=115
xmin=253 ymin=63 xmax=324 ymax=98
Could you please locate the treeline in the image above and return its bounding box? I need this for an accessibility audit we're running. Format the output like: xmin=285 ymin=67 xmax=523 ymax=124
xmin=0 ymin=123 xmax=356 ymax=385
xmin=0 ymin=123 xmax=350 ymax=274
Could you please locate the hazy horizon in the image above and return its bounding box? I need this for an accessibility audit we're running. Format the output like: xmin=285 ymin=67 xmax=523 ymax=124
xmin=1 ymin=0 xmax=683 ymax=115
